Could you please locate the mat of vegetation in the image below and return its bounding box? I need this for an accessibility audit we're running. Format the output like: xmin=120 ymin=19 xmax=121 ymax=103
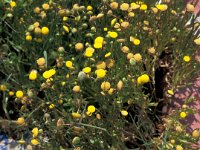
xmin=0 ymin=0 xmax=200 ymax=149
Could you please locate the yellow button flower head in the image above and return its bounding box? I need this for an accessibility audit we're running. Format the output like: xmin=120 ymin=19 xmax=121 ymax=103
xmin=49 ymin=104 xmax=55 ymax=109
xmin=140 ymin=4 xmax=147 ymax=11
xmin=37 ymin=57 xmax=45 ymax=66
xmin=75 ymin=43 xmax=84 ymax=51
xmin=176 ymin=145 xmax=183 ymax=150
xmin=43 ymin=69 xmax=56 ymax=79
xmin=16 ymin=90 xmax=24 ymax=98
xmin=17 ymin=117 xmax=25 ymax=125
xmin=31 ymin=139 xmax=39 ymax=145
xmin=84 ymin=47 xmax=95 ymax=57
xmin=192 ymin=129 xmax=200 ymax=138
xmin=156 ymin=4 xmax=168 ymax=11
xmin=130 ymin=2 xmax=140 ymax=10
xmin=133 ymin=39 xmax=140 ymax=45
xmin=94 ymin=36 xmax=104 ymax=49
xmin=101 ymin=81 xmax=111 ymax=91
xmin=73 ymin=85 xmax=81 ymax=93
xmin=121 ymin=110 xmax=128 ymax=116
xmin=10 ymin=1 xmax=16 ymax=8
xmin=95 ymin=69 xmax=106 ymax=78
xmin=133 ymin=53 xmax=142 ymax=62
xmin=111 ymin=18 xmax=117 ymax=26
xmin=120 ymin=3 xmax=129 ymax=11
xmin=42 ymin=3 xmax=50 ymax=10
xmin=29 ymin=70 xmax=37 ymax=80
xmin=110 ymin=2 xmax=119 ymax=10
xmin=41 ymin=27 xmax=49 ymax=35
xmin=96 ymin=61 xmax=106 ymax=69
xmin=32 ymin=127 xmax=39 ymax=138
xmin=9 ymin=91 xmax=15 ymax=96
xmin=87 ymin=5 xmax=93 ymax=11
xmin=108 ymin=31 xmax=118 ymax=38
xmin=194 ymin=38 xmax=200 ymax=45
xmin=180 ymin=112 xmax=187 ymax=119
xmin=137 ymin=74 xmax=150 ymax=84
xmin=183 ymin=55 xmax=190 ymax=62
xmin=0 ymin=84 xmax=7 ymax=91
xmin=65 ymin=61 xmax=73 ymax=68
xmin=82 ymin=67 xmax=91 ymax=74
xmin=167 ymin=90 xmax=174 ymax=95
xmin=87 ymin=105 xmax=96 ymax=113
xmin=26 ymin=35 xmax=32 ymax=41
xmin=72 ymin=112 xmax=81 ymax=119
xmin=186 ymin=3 xmax=195 ymax=12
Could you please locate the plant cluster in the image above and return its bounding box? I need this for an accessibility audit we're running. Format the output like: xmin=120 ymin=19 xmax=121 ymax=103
xmin=0 ymin=0 xmax=200 ymax=149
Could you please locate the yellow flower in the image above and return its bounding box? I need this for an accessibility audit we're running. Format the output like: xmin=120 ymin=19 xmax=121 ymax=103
xmin=96 ymin=61 xmax=106 ymax=69
xmin=43 ymin=69 xmax=56 ymax=79
xmin=94 ymin=42 xmax=103 ymax=49
xmin=120 ymin=3 xmax=129 ymax=11
xmin=140 ymin=4 xmax=147 ymax=11
xmin=29 ymin=70 xmax=37 ymax=80
xmin=75 ymin=43 xmax=84 ymax=51
xmin=31 ymin=139 xmax=39 ymax=145
xmin=26 ymin=35 xmax=32 ymax=41
xmin=192 ymin=129 xmax=200 ymax=138
xmin=111 ymin=18 xmax=117 ymax=26
xmin=63 ymin=25 xmax=69 ymax=32
xmin=0 ymin=84 xmax=7 ymax=91
xmin=63 ymin=16 xmax=68 ymax=21
xmin=105 ymin=52 xmax=111 ymax=58
xmin=84 ymin=47 xmax=95 ymax=57
xmin=37 ymin=57 xmax=45 ymax=66
xmin=156 ymin=4 xmax=168 ymax=11
xmin=34 ymin=7 xmax=40 ymax=14
xmin=148 ymin=47 xmax=156 ymax=54
xmin=121 ymin=110 xmax=128 ymax=116
xmin=167 ymin=90 xmax=174 ymax=95
xmin=49 ymin=104 xmax=55 ymax=109
xmin=95 ymin=69 xmax=106 ymax=78
xmin=41 ymin=27 xmax=49 ymax=35
xmin=94 ymin=36 xmax=104 ymax=43
xmin=72 ymin=112 xmax=81 ymax=119
xmin=32 ymin=127 xmax=39 ymax=138
xmin=65 ymin=61 xmax=73 ymax=68
xmin=130 ymin=2 xmax=140 ymax=10
xmin=9 ymin=91 xmax=14 ymax=96
xmin=137 ymin=74 xmax=150 ymax=84
xmin=180 ymin=112 xmax=187 ymax=119
xmin=133 ymin=39 xmax=140 ymax=45
xmin=17 ymin=117 xmax=25 ymax=125
xmin=133 ymin=53 xmax=142 ymax=62
xmin=86 ymin=5 xmax=93 ymax=11
xmin=110 ymin=2 xmax=118 ymax=10
xmin=87 ymin=105 xmax=96 ymax=113
xmin=117 ymin=80 xmax=123 ymax=90
xmin=101 ymin=81 xmax=111 ymax=91
xmin=16 ymin=90 xmax=24 ymax=98
xmin=151 ymin=7 xmax=158 ymax=14
xmin=186 ymin=4 xmax=195 ymax=12
xmin=82 ymin=67 xmax=91 ymax=74
xmin=10 ymin=1 xmax=16 ymax=8
xmin=108 ymin=88 xmax=114 ymax=95
xmin=108 ymin=31 xmax=118 ymax=38
xmin=73 ymin=85 xmax=80 ymax=93
xmin=176 ymin=145 xmax=183 ymax=150
xmin=42 ymin=3 xmax=50 ymax=10
xmin=194 ymin=38 xmax=200 ymax=45
xmin=183 ymin=56 xmax=190 ymax=62
xmin=121 ymin=46 xmax=130 ymax=53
